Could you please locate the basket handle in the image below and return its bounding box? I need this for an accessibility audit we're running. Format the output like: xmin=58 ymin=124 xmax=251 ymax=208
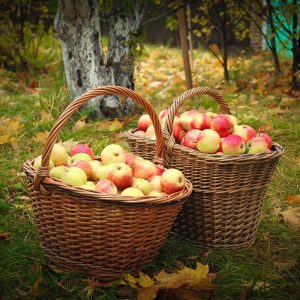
xmin=34 ymin=86 xmax=164 ymax=192
xmin=163 ymin=87 xmax=231 ymax=163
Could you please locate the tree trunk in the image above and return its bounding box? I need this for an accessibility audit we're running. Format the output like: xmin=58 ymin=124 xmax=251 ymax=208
xmin=107 ymin=3 xmax=146 ymax=115
xmin=221 ymin=1 xmax=230 ymax=82
xmin=176 ymin=0 xmax=193 ymax=89
xmin=267 ymin=0 xmax=281 ymax=74
xmin=291 ymin=0 xmax=300 ymax=90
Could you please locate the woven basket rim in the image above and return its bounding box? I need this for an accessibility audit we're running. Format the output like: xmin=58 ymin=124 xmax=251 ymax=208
xmin=23 ymin=160 xmax=193 ymax=207
xmin=124 ymin=129 xmax=284 ymax=162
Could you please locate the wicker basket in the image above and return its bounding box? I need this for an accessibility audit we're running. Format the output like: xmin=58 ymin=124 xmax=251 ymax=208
xmin=124 ymin=87 xmax=284 ymax=249
xmin=23 ymin=86 xmax=192 ymax=280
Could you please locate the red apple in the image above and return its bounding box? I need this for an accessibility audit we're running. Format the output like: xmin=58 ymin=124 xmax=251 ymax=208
xmin=161 ymin=169 xmax=185 ymax=194
xmin=196 ymin=129 xmax=221 ymax=154
xmin=134 ymin=160 xmax=157 ymax=179
xmin=172 ymin=121 xmax=184 ymax=143
xmin=148 ymin=175 xmax=162 ymax=192
xmin=145 ymin=125 xmax=156 ymax=140
xmin=227 ymin=115 xmax=239 ymax=126
xmin=70 ymin=160 xmax=93 ymax=180
xmin=96 ymin=179 xmax=118 ymax=194
xmin=138 ymin=114 xmax=152 ymax=131
xmin=70 ymin=144 xmax=94 ymax=159
xmin=256 ymin=132 xmax=272 ymax=149
xmin=205 ymin=112 xmax=218 ymax=119
xmin=210 ymin=114 xmax=234 ymax=137
xmin=181 ymin=129 xmax=202 ymax=150
xmin=233 ymin=125 xmax=256 ymax=142
xmin=156 ymin=166 xmax=164 ymax=176
xmin=218 ymin=137 xmax=225 ymax=152
xmin=106 ymin=163 xmax=133 ymax=190
xmin=133 ymin=130 xmax=146 ymax=137
xmin=190 ymin=113 xmax=211 ymax=130
xmin=178 ymin=110 xmax=199 ymax=131
xmin=159 ymin=109 xmax=168 ymax=120
xmin=222 ymin=135 xmax=246 ymax=155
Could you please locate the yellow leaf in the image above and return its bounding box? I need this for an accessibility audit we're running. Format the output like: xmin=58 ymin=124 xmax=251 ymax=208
xmin=285 ymin=195 xmax=300 ymax=205
xmin=14 ymin=203 xmax=32 ymax=212
xmin=73 ymin=119 xmax=86 ymax=130
xmin=282 ymin=207 xmax=300 ymax=227
xmin=32 ymin=131 xmax=49 ymax=144
xmin=108 ymin=119 xmax=124 ymax=132
xmin=40 ymin=110 xmax=53 ymax=123
xmin=123 ymin=274 xmax=138 ymax=289
xmin=138 ymin=271 xmax=155 ymax=288
xmin=274 ymin=260 xmax=297 ymax=271
xmin=0 ymin=134 xmax=11 ymax=145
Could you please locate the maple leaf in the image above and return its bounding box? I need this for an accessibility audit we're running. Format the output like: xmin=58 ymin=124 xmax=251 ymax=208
xmin=282 ymin=207 xmax=300 ymax=227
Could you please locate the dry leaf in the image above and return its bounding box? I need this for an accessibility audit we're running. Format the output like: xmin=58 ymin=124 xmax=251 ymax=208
xmin=0 ymin=232 xmax=10 ymax=240
xmin=282 ymin=207 xmax=300 ymax=227
xmin=73 ymin=119 xmax=86 ymax=130
xmin=40 ymin=110 xmax=53 ymax=123
xmin=138 ymin=271 xmax=155 ymax=288
xmin=274 ymin=260 xmax=297 ymax=271
xmin=165 ymin=288 xmax=203 ymax=300
xmin=17 ymin=195 xmax=30 ymax=201
xmin=32 ymin=131 xmax=49 ymax=144
xmin=29 ymin=277 xmax=43 ymax=297
xmin=123 ymin=274 xmax=138 ymax=289
xmin=108 ymin=119 xmax=125 ymax=132
xmin=14 ymin=203 xmax=32 ymax=212
xmin=58 ymin=139 xmax=80 ymax=152
xmin=285 ymin=195 xmax=300 ymax=205
xmin=48 ymin=264 xmax=65 ymax=274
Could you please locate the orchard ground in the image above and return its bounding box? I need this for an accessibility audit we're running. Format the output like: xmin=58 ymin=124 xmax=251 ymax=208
xmin=0 ymin=44 xmax=300 ymax=299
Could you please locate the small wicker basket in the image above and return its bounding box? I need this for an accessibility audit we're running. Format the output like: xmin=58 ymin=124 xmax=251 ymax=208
xmin=23 ymin=86 xmax=192 ymax=280
xmin=124 ymin=87 xmax=284 ymax=249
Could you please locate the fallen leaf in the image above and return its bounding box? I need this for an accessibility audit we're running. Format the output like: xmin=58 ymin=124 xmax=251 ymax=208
xmin=285 ymin=195 xmax=300 ymax=205
xmin=178 ymin=263 xmax=209 ymax=288
xmin=58 ymin=139 xmax=80 ymax=152
xmin=0 ymin=134 xmax=12 ymax=145
xmin=0 ymin=232 xmax=10 ymax=240
xmin=14 ymin=203 xmax=32 ymax=212
xmin=138 ymin=271 xmax=155 ymax=288
xmin=16 ymin=195 xmax=30 ymax=201
xmin=32 ymin=131 xmax=49 ymax=144
xmin=39 ymin=110 xmax=53 ymax=123
xmin=165 ymin=288 xmax=203 ymax=300
xmin=73 ymin=119 xmax=86 ymax=130
xmin=48 ymin=264 xmax=65 ymax=274
xmin=282 ymin=207 xmax=300 ymax=227
xmin=274 ymin=260 xmax=297 ymax=271
xmin=108 ymin=119 xmax=125 ymax=132
xmin=29 ymin=277 xmax=43 ymax=297
xmin=123 ymin=274 xmax=138 ymax=289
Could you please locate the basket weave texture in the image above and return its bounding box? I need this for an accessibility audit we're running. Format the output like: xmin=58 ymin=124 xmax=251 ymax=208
xmin=124 ymin=87 xmax=284 ymax=249
xmin=23 ymin=86 xmax=192 ymax=280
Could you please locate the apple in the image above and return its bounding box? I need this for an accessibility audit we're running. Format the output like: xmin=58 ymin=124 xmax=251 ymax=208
xmin=33 ymin=155 xmax=55 ymax=170
xmin=191 ymin=113 xmax=211 ymax=130
xmin=218 ymin=137 xmax=225 ymax=152
xmin=159 ymin=109 xmax=168 ymax=120
xmin=50 ymin=144 xmax=69 ymax=166
xmin=96 ymin=179 xmax=118 ymax=194
xmin=94 ymin=165 xmax=113 ymax=180
xmin=133 ymin=130 xmax=146 ymax=137
xmin=178 ymin=110 xmax=199 ymax=131
xmin=210 ymin=114 xmax=234 ymax=137
xmin=138 ymin=114 xmax=152 ymax=131
xmin=215 ymin=152 xmax=224 ymax=155
xmin=145 ymin=125 xmax=156 ymax=140
xmin=156 ymin=166 xmax=164 ymax=176
xmin=106 ymin=163 xmax=133 ymax=190
xmin=147 ymin=190 xmax=162 ymax=197
xmin=101 ymin=144 xmax=125 ymax=165
xmin=161 ymin=169 xmax=185 ymax=194
xmin=256 ymin=132 xmax=272 ymax=149
xmin=227 ymin=115 xmax=239 ymax=126
xmin=134 ymin=160 xmax=157 ymax=179
xmin=69 ymin=160 xmax=93 ymax=179
xmin=205 ymin=112 xmax=217 ymax=119
xmin=247 ymin=137 xmax=268 ymax=154
xmin=70 ymin=144 xmax=94 ymax=159
xmin=70 ymin=153 xmax=92 ymax=163
xmin=196 ymin=129 xmax=221 ymax=154
xmin=121 ymin=187 xmax=144 ymax=197
xmin=49 ymin=166 xmax=69 ymax=179
xmin=233 ymin=125 xmax=256 ymax=142
xmin=148 ymin=175 xmax=162 ymax=192
xmin=60 ymin=167 xmax=87 ymax=186
xmin=79 ymin=181 xmax=97 ymax=190
xmin=181 ymin=129 xmax=202 ymax=150
xmin=172 ymin=121 xmax=184 ymax=143
xmin=89 ymin=160 xmax=102 ymax=181
xmin=222 ymin=135 xmax=246 ymax=155
xmin=132 ymin=178 xmax=153 ymax=195
xmin=124 ymin=153 xmax=143 ymax=169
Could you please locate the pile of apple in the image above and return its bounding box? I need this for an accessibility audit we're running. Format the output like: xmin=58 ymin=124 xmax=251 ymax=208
xmin=133 ymin=110 xmax=273 ymax=155
xmin=33 ymin=143 xmax=186 ymax=197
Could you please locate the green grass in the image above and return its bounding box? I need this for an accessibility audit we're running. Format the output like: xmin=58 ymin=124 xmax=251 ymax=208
xmin=1 ymin=44 xmax=300 ymax=299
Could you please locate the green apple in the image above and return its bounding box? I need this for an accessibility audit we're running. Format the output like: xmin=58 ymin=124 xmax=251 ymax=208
xmin=33 ymin=155 xmax=55 ymax=170
xmin=79 ymin=181 xmax=97 ymax=190
xmin=101 ymin=144 xmax=125 ymax=165
xmin=60 ymin=167 xmax=87 ymax=186
xmin=196 ymin=129 xmax=221 ymax=154
xmin=121 ymin=187 xmax=144 ymax=197
xmin=70 ymin=153 xmax=92 ymax=163
xmin=132 ymin=178 xmax=153 ymax=195
xmin=50 ymin=166 xmax=69 ymax=179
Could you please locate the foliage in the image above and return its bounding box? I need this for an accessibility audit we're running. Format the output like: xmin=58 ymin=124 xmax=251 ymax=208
xmin=0 ymin=0 xmax=58 ymax=73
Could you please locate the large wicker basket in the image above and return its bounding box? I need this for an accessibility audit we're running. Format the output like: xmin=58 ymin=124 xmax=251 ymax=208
xmin=124 ymin=87 xmax=284 ymax=249
xmin=23 ymin=86 xmax=192 ymax=280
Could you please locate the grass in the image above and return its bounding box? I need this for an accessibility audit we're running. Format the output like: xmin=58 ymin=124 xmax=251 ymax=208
xmin=0 ymin=43 xmax=300 ymax=299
